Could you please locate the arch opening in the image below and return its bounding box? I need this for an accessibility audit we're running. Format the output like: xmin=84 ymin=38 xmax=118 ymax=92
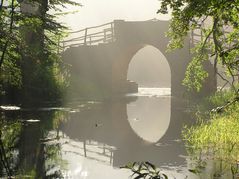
xmin=127 ymin=45 xmax=171 ymax=89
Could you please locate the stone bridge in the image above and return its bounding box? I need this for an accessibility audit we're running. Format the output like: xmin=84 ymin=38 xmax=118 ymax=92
xmin=62 ymin=19 xmax=216 ymax=99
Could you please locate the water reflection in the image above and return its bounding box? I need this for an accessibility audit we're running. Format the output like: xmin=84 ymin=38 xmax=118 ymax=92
xmin=58 ymin=88 xmax=194 ymax=178
xmin=0 ymin=110 xmax=69 ymax=178
xmin=127 ymin=96 xmax=170 ymax=143
xmin=0 ymin=88 xmax=197 ymax=178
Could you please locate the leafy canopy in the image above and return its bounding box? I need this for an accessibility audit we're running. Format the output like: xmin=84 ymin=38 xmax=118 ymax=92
xmin=0 ymin=0 xmax=80 ymax=102
xmin=158 ymin=0 xmax=239 ymax=92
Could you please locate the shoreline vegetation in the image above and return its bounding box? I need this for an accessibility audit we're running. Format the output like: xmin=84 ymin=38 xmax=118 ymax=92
xmin=0 ymin=0 xmax=81 ymax=106
xmin=182 ymin=88 xmax=239 ymax=178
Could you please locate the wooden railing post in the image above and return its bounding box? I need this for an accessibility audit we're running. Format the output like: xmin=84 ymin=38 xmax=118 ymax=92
xmin=104 ymin=29 xmax=107 ymax=43
xmin=111 ymin=22 xmax=114 ymax=42
xmin=63 ymin=21 xmax=115 ymax=47
xmin=84 ymin=28 xmax=88 ymax=45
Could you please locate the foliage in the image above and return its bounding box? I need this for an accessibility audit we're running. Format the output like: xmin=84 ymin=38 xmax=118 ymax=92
xmin=44 ymin=141 xmax=68 ymax=178
xmin=191 ymin=88 xmax=236 ymax=115
xmin=183 ymin=88 xmax=239 ymax=178
xmin=0 ymin=121 xmax=22 ymax=151
xmin=0 ymin=118 xmax=22 ymax=177
xmin=183 ymin=106 xmax=239 ymax=158
xmin=0 ymin=0 xmax=80 ymax=104
xmin=15 ymin=169 xmax=37 ymax=179
xmin=158 ymin=0 xmax=239 ymax=93
xmin=121 ymin=162 xmax=168 ymax=179
xmin=52 ymin=110 xmax=69 ymax=130
xmin=208 ymin=88 xmax=236 ymax=108
xmin=0 ymin=109 xmax=70 ymax=178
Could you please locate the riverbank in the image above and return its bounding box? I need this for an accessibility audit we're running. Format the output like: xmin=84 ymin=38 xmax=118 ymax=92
xmin=183 ymin=89 xmax=239 ymax=178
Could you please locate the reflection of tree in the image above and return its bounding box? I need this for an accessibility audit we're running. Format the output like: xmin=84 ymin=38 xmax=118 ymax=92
xmin=0 ymin=109 xmax=70 ymax=178
xmin=0 ymin=133 xmax=12 ymax=177
xmin=44 ymin=139 xmax=68 ymax=178
xmin=187 ymin=151 xmax=238 ymax=178
xmin=0 ymin=118 xmax=22 ymax=178
xmin=52 ymin=111 xmax=70 ymax=139
xmin=44 ymin=110 xmax=71 ymax=179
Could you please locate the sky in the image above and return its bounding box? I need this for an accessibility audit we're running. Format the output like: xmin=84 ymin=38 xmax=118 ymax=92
xmin=60 ymin=0 xmax=170 ymax=31
xmin=60 ymin=0 xmax=171 ymax=87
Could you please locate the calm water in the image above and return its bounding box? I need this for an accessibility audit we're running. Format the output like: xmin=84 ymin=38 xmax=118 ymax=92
xmin=1 ymin=88 xmax=200 ymax=178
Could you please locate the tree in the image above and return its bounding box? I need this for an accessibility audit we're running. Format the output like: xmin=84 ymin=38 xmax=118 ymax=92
xmin=0 ymin=0 xmax=80 ymax=104
xmin=158 ymin=0 xmax=239 ymax=95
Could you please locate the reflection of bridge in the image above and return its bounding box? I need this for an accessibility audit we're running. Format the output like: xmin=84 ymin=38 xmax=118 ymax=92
xmin=60 ymin=97 xmax=192 ymax=168
xmin=62 ymin=19 xmax=216 ymax=99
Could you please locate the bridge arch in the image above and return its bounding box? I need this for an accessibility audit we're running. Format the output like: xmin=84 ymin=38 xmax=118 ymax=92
xmin=126 ymin=45 xmax=171 ymax=89
xmin=110 ymin=41 xmax=180 ymax=95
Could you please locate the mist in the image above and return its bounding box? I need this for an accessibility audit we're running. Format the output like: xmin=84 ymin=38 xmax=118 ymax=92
xmin=59 ymin=0 xmax=170 ymax=31
xmin=127 ymin=45 xmax=171 ymax=88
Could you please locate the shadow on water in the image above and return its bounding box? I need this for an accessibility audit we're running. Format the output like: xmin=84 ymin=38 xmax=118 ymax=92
xmin=0 ymin=89 xmax=206 ymax=178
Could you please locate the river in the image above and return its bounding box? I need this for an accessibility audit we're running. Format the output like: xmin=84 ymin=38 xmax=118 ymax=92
xmin=0 ymin=88 xmax=200 ymax=178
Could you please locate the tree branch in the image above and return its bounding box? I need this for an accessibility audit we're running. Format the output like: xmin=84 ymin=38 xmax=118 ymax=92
xmin=211 ymin=95 xmax=239 ymax=113
xmin=0 ymin=0 xmax=15 ymax=68
xmin=0 ymin=0 xmax=4 ymax=11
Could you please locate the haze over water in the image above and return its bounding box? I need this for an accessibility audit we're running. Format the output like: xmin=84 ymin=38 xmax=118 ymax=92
xmin=53 ymin=87 xmax=196 ymax=179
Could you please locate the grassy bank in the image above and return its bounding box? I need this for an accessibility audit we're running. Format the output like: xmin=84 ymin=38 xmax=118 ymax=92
xmin=183 ymin=89 xmax=239 ymax=178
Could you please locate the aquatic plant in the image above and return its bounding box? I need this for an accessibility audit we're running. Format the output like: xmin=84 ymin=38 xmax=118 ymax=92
xmin=183 ymin=89 xmax=239 ymax=178
xmin=121 ymin=161 xmax=168 ymax=179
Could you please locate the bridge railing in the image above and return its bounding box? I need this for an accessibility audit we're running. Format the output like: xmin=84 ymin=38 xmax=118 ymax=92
xmin=62 ymin=22 xmax=115 ymax=49
xmin=190 ymin=19 xmax=232 ymax=49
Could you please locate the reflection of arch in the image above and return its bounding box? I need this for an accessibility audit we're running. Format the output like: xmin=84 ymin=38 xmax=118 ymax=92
xmin=127 ymin=45 xmax=171 ymax=88
xmin=127 ymin=96 xmax=171 ymax=143
xmin=60 ymin=97 xmax=190 ymax=168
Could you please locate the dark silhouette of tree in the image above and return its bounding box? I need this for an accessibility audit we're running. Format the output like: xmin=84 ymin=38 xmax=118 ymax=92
xmin=0 ymin=0 xmax=81 ymax=104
